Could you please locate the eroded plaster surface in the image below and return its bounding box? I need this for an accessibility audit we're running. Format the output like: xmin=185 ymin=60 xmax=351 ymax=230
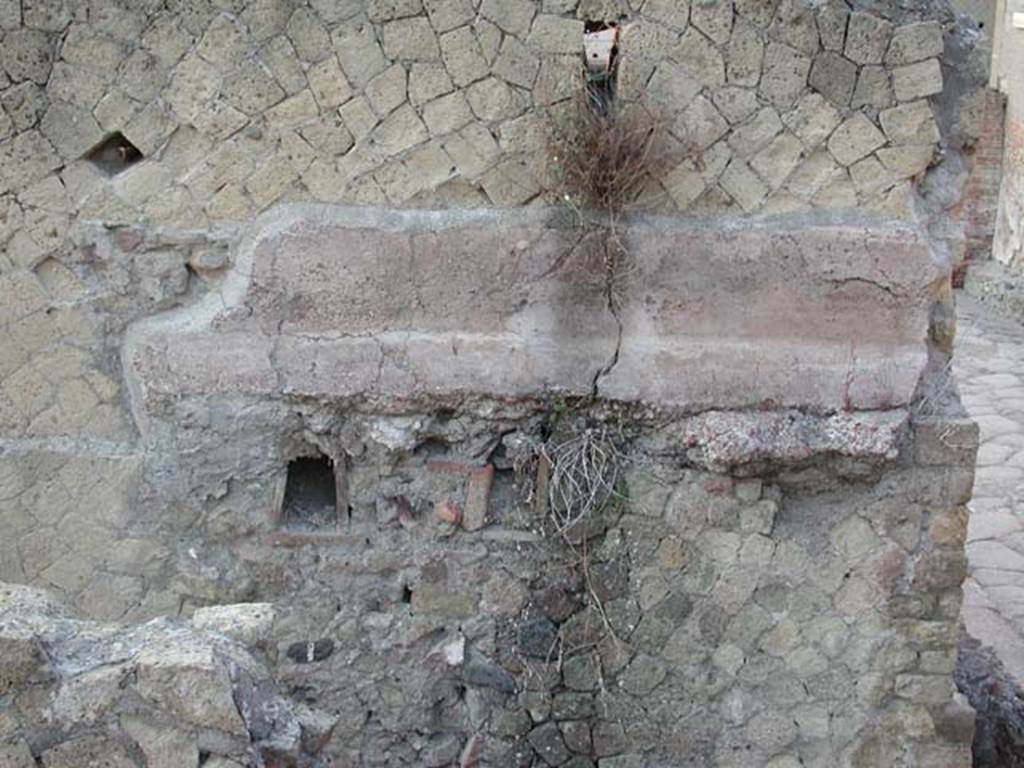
xmin=125 ymin=205 xmax=947 ymax=423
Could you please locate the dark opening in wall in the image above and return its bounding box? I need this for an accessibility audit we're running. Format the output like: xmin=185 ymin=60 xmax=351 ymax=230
xmin=84 ymin=133 xmax=143 ymax=176
xmin=583 ymin=21 xmax=619 ymax=116
xmin=281 ymin=455 xmax=339 ymax=531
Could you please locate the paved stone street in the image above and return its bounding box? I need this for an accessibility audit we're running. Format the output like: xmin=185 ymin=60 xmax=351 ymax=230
xmin=957 ymin=294 xmax=1024 ymax=683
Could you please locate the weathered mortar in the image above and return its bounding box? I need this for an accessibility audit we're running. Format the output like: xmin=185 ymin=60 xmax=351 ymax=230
xmin=0 ymin=0 xmax=995 ymax=765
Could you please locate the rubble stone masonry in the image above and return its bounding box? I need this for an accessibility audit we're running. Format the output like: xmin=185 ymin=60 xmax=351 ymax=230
xmin=0 ymin=1 xmax=994 ymax=766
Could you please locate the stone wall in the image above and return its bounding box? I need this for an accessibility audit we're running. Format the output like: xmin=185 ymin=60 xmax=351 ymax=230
xmin=2 ymin=397 xmax=980 ymax=767
xmin=0 ymin=0 xmax=985 ymax=230
xmin=0 ymin=0 xmax=991 ymax=468
xmin=0 ymin=0 xmax=994 ymax=766
xmin=2 ymin=199 xmax=985 ymax=767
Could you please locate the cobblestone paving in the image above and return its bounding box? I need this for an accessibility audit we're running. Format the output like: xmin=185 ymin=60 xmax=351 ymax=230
xmin=957 ymin=294 xmax=1024 ymax=682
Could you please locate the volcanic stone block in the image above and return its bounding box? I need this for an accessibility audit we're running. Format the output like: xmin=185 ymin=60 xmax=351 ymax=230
xmin=809 ymin=51 xmax=857 ymax=106
xmin=784 ymin=92 xmax=842 ymax=148
xmin=828 ymin=113 xmax=887 ymax=166
xmin=713 ymin=86 xmax=759 ymax=124
xmin=817 ymin=0 xmax=849 ymax=52
xmin=643 ymin=0 xmax=691 ymax=32
xmin=1 ymin=28 xmax=54 ymax=84
xmin=691 ymin=0 xmax=733 ymax=44
xmin=886 ymin=21 xmax=944 ymax=66
xmin=769 ymin=0 xmax=821 ymax=56
xmin=365 ymin=63 xmax=408 ymax=115
xmin=527 ymin=15 xmax=584 ymax=54
xmin=383 ymin=17 xmax=441 ymax=60
xmin=424 ymin=0 xmax=475 ymax=33
xmin=439 ymin=26 xmax=490 ymax=87
xmin=0 ymin=130 xmax=61 ymax=195
xmin=422 ymin=91 xmax=473 ymax=134
xmin=305 ymin=56 xmax=352 ymax=109
xmin=893 ymin=58 xmax=944 ymax=102
xmin=877 ymin=144 xmax=935 ymax=179
xmin=760 ymin=43 xmax=811 ymax=108
xmin=727 ymin=19 xmax=764 ymax=87
xmin=719 ymin=158 xmax=769 ymax=211
xmin=751 ymin=132 xmax=804 ymax=188
xmin=674 ymin=29 xmax=726 ymax=87
xmin=845 ymin=12 xmax=892 ymax=65
xmin=729 ymin=107 xmax=783 ymax=156
xmin=493 ymin=35 xmax=540 ymax=89
xmin=880 ymin=100 xmax=940 ymax=145
xmin=286 ymin=7 xmax=332 ymax=62
xmin=671 ymin=94 xmax=730 ymax=151
xmin=852 ymin=65 xmax=893 ymax=109
xmin=333 ymin=22 xmax=388 ymax=87
xmin=480 ymin=0 xmax=536 ymax=38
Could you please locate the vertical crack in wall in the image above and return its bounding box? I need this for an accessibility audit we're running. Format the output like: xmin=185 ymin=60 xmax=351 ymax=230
xmin=583 ymin=21 xmax=625 ymax=399
xmin=591 ymin=241 xmax=624 ymax=398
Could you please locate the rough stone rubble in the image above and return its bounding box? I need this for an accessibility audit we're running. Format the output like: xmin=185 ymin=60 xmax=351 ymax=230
xmin=0 ymin=582 xmax=333 ymax=767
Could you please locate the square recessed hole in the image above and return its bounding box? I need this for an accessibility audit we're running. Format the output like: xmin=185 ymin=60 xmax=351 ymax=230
xmin=279 ymin=455 xmax=341 ymax=532
xmin=583 ymin=21 xmax=620 ymax=114
xmin=85 ymin=132 xmax=144 ymax=176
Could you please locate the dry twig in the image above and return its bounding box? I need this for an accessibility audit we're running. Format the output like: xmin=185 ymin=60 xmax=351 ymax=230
xmin=540 ymin=428 xmax=621 ymax=539
xmin=550 ymin=95 xmax=665 ymax=216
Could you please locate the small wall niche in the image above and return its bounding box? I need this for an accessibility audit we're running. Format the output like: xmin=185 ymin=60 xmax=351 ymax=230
xmin=85 ymin=132 xmax=143 ymax=176
xmin=279 ymin=454 xmax=342 ymax=532
xmin=583 ymin=21 xmax=619 ymax=115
